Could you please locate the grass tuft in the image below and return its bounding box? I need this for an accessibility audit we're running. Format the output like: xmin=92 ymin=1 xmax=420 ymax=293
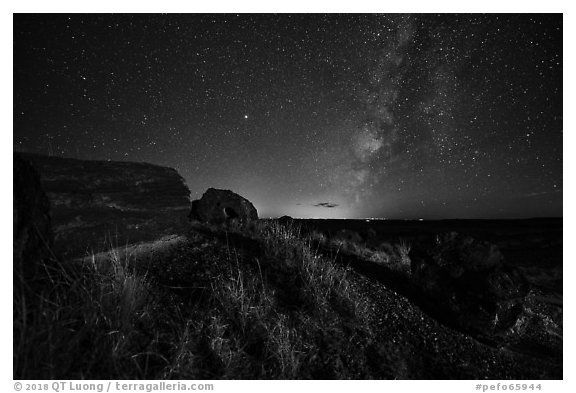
xmin=15 ymin=220 xmax=399 ymax=379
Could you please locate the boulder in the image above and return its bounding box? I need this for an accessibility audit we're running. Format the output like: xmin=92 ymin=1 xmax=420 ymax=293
xmin=410 ymin=232 xmax=529 ymax=343
xmin=190 ymin=188 xmax=258 ymax=225
xmin=13 ymin=154 xmax=54 ymax=285
xmin=20 ymin=153 xmax=191 ymax=258
xmin=277 ymin=215 xmax=294 ymax=226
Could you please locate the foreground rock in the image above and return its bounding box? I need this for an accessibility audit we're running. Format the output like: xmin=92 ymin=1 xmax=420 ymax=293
xmin=189 ymin=188 xmax=258 ymax=225
xmin=20 ymin=153 xmax=191 ymax=258
xmin=14 ymin=154 xmax=54 ymax=284
xmin=410 ymin=232 xmax=529 ymax=343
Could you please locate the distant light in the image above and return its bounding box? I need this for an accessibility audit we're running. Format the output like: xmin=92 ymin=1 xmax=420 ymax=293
xmin=418 ymin=218 xmax=424 ymax=221
xmin=244 ymin=114 xmax=248 ymax=119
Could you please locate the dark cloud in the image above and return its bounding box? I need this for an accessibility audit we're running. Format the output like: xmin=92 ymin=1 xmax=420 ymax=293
xmin=314 ymin=202 xmax=339 ymax=208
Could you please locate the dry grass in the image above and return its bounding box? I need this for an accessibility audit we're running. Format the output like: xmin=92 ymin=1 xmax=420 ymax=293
xmin=14 ymin=240 xmax=164 ymax=379
xmin=316 ymin=232 xmax=413 ymax=277
xmin=15 ymin=220 xmax=384 ymax=379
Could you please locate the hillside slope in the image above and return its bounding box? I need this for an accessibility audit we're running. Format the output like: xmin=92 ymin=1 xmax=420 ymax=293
xmin=14 ymin=220 xmax=562 ymax=379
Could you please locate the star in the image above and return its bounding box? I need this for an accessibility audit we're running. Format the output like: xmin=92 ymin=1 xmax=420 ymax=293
xmin=13 ymin=14 xmax=562 ymax=219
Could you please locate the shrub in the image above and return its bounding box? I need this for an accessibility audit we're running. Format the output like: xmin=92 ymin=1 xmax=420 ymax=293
xmin=395 ymin=240 xmax=412 ymax=273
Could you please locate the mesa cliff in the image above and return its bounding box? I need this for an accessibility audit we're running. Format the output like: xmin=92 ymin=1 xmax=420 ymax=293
xmin=17 ymin=153 xmax=191 ymax=258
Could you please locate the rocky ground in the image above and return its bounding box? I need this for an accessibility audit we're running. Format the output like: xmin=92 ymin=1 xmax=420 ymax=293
xmin=14 ymin=154 xmax=561 ymax=379
xmin=70 ymin=221 xmax=561 ymax=379
xmin=15 ymin=218 xmax=562 ymax=379
xmin=342 ymin=266 xmax=561 ymax=379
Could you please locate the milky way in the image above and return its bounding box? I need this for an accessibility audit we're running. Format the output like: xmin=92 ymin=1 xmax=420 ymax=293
xmin=14 ymin=14 xmax=562 ymax=218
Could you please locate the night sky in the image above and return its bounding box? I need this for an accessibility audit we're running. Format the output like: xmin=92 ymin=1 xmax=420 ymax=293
xmin=13 ymin=14 xmax=562 ymax=219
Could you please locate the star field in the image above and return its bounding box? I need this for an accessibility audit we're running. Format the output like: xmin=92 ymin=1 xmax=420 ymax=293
xmin=14 ymin=14 xmax=562 ymax=218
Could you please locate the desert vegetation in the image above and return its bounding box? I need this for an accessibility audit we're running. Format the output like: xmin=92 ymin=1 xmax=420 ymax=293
xmin=14 ymin=219 xmax=562 ymax=379
xmin=15 ymin=221 xmax=385 ymax=379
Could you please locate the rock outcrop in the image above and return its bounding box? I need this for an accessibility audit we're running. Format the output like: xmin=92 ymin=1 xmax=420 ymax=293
xmin=410 ymin=232 xmax=529 ymax=343
xmin=20 ymin=153 xmax=191 ymax=258
xmin=13 ymin=154 xmax=54 ymax=285
xmin=189 ymin=188 xmax=258 ymax=225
